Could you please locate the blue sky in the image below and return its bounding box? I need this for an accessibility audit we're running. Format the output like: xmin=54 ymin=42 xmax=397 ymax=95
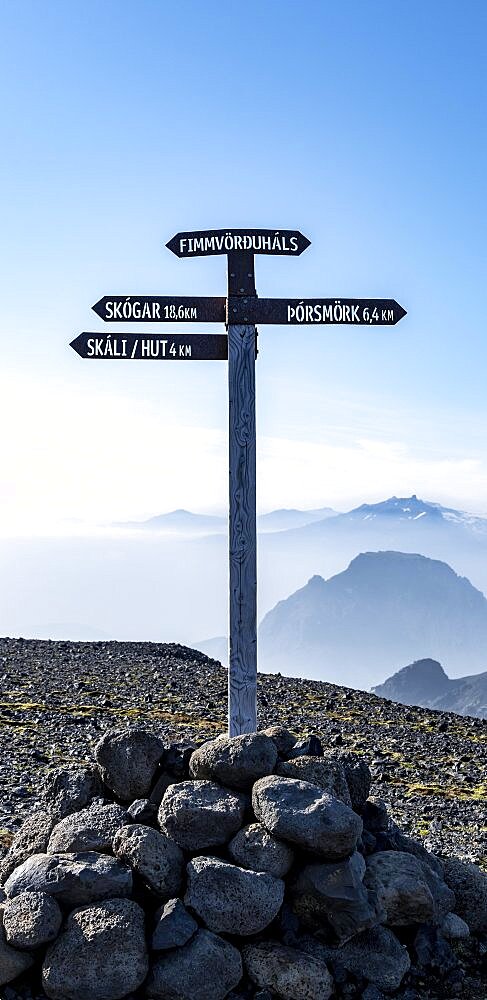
xmin=1 ymin=0 xmax=487 ymax=529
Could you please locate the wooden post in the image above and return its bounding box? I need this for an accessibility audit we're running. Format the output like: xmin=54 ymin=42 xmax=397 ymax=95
xmin=227 ymin=250 xmax=257 ymax=736
xmin=228 ymin=322 xmax=257 ymax=735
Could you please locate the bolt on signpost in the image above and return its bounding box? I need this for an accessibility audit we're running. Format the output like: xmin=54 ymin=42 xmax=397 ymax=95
xmin=70 ymin=228 xmax=407 ymax=736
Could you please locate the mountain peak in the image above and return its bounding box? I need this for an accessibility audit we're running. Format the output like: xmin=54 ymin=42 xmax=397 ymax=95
xmin=372 ymin=658 xmax=454 ymax=707
xmin=259 ymin=550 xmax=487 ymax=690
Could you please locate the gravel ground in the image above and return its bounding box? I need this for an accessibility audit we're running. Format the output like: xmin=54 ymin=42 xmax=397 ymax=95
xmin=0 ymin=636 xmax=486 ymax=869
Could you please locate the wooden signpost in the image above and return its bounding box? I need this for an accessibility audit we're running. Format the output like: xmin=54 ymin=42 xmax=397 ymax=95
xmin=70 ymin=228 xmax=407 ymax=736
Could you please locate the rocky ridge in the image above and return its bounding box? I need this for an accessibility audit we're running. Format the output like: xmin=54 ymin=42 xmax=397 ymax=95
xmin=0 ymin=726 xmax=485 ymax=999
xmin=1 ymin=638 xmax=486 ymax=873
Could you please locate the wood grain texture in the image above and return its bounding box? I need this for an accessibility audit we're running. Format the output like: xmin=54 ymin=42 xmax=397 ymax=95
xmin=228 ymin=324 xmax=257 ymax=735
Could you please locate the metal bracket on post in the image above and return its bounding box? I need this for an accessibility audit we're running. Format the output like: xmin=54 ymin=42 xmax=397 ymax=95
xmin=227 ymin=252 xmax=258 ymax=736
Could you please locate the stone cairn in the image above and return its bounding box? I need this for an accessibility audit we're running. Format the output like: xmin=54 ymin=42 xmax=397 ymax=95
xmin=0 ymin=727 xmax=485 ymax=1000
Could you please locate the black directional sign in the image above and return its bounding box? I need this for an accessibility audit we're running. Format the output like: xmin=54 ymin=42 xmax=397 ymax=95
xmin=227 ymin=297 xmax=407 ymax=326
xmin=70 ymin=333 xmax=228 ymax=360
xmin=92 ymin=296 xmax=225 ymax=323
xmin=166 ymin=229 xmax=311 ymax=258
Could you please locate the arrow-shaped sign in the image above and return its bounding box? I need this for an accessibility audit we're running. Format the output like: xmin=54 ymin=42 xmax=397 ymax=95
xmin=70 ymin=333 xmax=228 ymax=360
xmin=166 ymin=229 xmax=311 ymax=258
xmin=227 ymin=297 xmax=407 ymax=325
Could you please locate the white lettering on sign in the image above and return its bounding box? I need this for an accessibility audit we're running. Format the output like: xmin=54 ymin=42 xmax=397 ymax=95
xmin=103 ymin=300 xmax=198 ymax=321
xmin=87 ymin=337 xmax=129 ymax=357
xmin=141 ymin=339 xmax=168 ymax=357
xmin=286 ymin=301 xmax=394 ymax=323
xmin=105 ymin=299 xmax=162 ymax=321
xmin=163 ymin=304 xmax=197 ymax=320
xmin=179 ymin=231 xmax=300 ymax=255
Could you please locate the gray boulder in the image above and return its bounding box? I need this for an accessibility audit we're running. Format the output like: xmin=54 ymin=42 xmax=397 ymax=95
xmin=147 ymin=928 xmax=242 ymax=1000
xmin=243 ymin=941 xmax=333 ymax=1000
xmin=442 ymin=857 xmax=487 ymax=933
xmin=158 ymin=781 xmax=245 ymax=851
xmin=364 ymin=851 xmax=435 ymax=926
xmin=3 ymin=891 xmax=62 ymax=950
xmin=304 ymin=925 xmax=410 ymax=992
xmin=321 ymin=751 xmax=371 ymax=812
xmin=276 ymin=756 xmax=352 ymax=807
xmin=418 ymin=861 xmax=455 ymax=921
xmin=261 ymin=725 xmax=297 ymax=758
xmin=291 ymin=851 xmax=380 ymax=942
xmin=113 ymin=824 xmax=183 ymax=898
xmin=152 ymin=898 xmax=198 ymax=951
xmin=43 ymin=766 xmax=104 ymax=820
xmin=5 ymin=852 xmax=132 ymax=909
xmin=0 ymin=906 xmax=34 ymax=987
xmin=189 ymin=733 xmax=277 ymax=789
xmin=0 ymin=810 xmax=55 ymax=885
xmin=362 ymin=798 xmax=389 ymax=833
xmin=441 ymin=911 xmax=470 ymax=940
xmin=394 ymin=830 xmax=445 ymax=878
xmin=149 ymin=773 xmax=175 ymax=808
xmin=47 ymin=802 xmax=128 ymax=854
xmin=288 ymin=735 xmax=323 ymax=758
xmin=228 ymin=823 xmax=294 ymax=878
xmin=42 ymin=898 xmax=148 ymax=1000
xmin=95 ymin=728 xmax=166 ymax=802
xmin=127 ymin=798 xmax=158 ymax=825
xmin=185 ymin=856 xmax=284 ymax=936
xmin=252 ymin=776 xmax=362 ymax=859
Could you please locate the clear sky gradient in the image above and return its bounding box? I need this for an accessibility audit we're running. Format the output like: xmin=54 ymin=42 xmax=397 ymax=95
xmin=1 ymin=0 xmax=487 ymax=531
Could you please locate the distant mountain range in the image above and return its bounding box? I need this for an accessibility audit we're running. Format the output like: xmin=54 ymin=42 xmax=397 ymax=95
xmin=372 ymin=658 xmax=487 ymax=719
xmin=115 ymin=506 xmax=336 ymax=534
xmin=257 ymin=550 xmax=487 ymax=687
xmin=5 ymin=495 xmax=487 ymax=659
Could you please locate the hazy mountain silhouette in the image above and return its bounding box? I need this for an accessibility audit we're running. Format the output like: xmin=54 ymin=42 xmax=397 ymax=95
xmin=115 ymin=506 xmax=336 ymax=534
xmin=257 ymin=507 xmax=336 ymax=531
xmin=5 ymin=496 xmax=487 ymax=651
xmin=372 ymin=657 xmax=487 ymax=719
xmin=258 ymin=551 xmax=487 ymax=688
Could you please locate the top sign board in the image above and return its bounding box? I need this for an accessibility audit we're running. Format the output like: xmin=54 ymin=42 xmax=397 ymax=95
xmin=166 ymin=229 xmax=311 ymax=258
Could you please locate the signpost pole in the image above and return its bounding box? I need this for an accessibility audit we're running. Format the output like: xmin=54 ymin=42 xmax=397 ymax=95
xmin=227 ymin=252 xmax=258 ymax=735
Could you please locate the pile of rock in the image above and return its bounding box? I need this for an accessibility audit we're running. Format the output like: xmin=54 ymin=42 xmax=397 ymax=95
xmin=0 ymin=726 xmax=485 ymax=999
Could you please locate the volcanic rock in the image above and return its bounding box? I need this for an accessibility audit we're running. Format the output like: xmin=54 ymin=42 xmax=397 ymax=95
xmin=291 ymin=851 xmax=381 ymax=941
xmin=151 ymin=897 xmax=198 ymax=951
xmin=185 ymin=856 xmax=284 ymax=936
xmin=3 ymin=891 xmax=62 ymax=950
xmin=261 ymin=725 xmax=297 ymax=758
xmin=364 ymin=851 xmax=435 ymax=926
xmin=95 ymin=728 xmax=166 ymax=802
xmin=189 ymin=732 xmax=277 ymax=789
xmin=243 ymin=941 xmax=333 ymax=1000
xmin=252 ymin=775 xmax=362 ymax=858
xmin=276 ymin=755 xmax=352 ymax=806
xmin=113 ymin=823 xmax=184 ymax=897
xmin=0 ymin=905 xmax=34 ymax=986
xmin=0 ymin=811 xmax=55 ymax=885
xmin=47 ymin=802 xmax=128 ymax=853
xmin=42 ymin=898 xmax=148 ymax=1000
xmin=43 ymin=766 xmax=104 ymax=821
xmin=442 ymin=856 xmax=487 ymax=932
xmin=228 ymin=822 xmax=294 ymax=878
xmin=5 ymin=852 xmax=132 ymax=908
xmin=306 ymin=925 xmax=411 ymax=991
xmin=158 ymin=780 xmax=245 ymax=851
xmin=147 ymin=928 xmax=243 ymax=1000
